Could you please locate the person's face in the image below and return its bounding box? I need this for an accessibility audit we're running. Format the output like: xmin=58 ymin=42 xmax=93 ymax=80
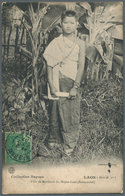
xmin=61 ymin=16 xmax=77 ymax=34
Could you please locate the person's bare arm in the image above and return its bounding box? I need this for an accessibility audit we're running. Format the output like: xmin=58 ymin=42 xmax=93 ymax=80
xmin=47 ymin=66 xmax=57 ymax=96
xmin=75 ymin=40 xmax=85 ymax=84
xmin=69 ymin=40 xmax=85 ymax=98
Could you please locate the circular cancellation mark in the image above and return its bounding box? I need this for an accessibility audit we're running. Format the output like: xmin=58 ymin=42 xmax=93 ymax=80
xmin=5 ymin=132 xmax=39 ymax=164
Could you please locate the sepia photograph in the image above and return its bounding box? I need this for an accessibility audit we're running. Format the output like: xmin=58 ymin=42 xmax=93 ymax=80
xmin=2 ymin=1 xmax=123 ymax=194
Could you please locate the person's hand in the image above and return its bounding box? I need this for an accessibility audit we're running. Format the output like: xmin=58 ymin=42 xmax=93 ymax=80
xmin=50 ymin=85 xmax=58 ymax=97
xmin=68 ymin=87 xmax=78 ymax=99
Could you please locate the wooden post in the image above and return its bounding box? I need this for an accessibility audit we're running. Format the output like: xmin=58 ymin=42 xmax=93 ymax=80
xmin=7 ymin=26 xmax=12 ymax=59
xmin=15 ymin=26 xmax=19 ymax=58
xmin=20 ymin=27 xmax=24 ymax=45
xmin=3 ymin=26 xmax=6 ymax=61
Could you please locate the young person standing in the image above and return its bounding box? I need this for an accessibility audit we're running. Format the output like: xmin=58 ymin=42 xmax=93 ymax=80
xmin=43 ymin=10 xmax=85 ymax=156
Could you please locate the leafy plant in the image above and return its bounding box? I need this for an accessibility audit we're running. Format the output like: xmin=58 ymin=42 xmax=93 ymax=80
xmin=21 ymin=3 xmax=50 ymax=115
xmin=2 ymin=77 xmax=32 ymax=129
xmin=77 ymin=2 xmax=123 ymax=80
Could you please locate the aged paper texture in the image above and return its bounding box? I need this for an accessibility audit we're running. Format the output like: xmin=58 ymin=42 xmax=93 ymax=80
xmin=2 ymin=1 xmax=123 ymax=194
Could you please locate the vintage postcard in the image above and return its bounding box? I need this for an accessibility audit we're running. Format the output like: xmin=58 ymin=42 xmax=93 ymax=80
xmin=2 ymin=2 xmax=123 ymax=194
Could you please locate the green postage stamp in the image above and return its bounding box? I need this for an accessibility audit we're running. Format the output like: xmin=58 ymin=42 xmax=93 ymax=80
xmin=5 ymin=132 xmax=32 ymax=164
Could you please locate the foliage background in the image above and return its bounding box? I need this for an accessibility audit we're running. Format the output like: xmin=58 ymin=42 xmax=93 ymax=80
xmin=2 ymin=2 xmax=123 ymax=165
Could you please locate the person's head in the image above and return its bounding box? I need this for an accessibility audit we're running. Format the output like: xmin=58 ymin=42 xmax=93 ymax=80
xmin=61 ymin=10 xmax=77 ymax=35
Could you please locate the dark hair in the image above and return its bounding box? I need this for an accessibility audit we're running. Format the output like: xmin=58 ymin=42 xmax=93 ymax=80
xmin=61 ymin=10 xmax=77 ymax=22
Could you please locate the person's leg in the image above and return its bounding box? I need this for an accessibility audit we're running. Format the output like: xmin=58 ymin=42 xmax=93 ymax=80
xmin=58 ymin=78 xmax=80 ymax=154
xmin=48 ymin=100 xmax=63 ymax=148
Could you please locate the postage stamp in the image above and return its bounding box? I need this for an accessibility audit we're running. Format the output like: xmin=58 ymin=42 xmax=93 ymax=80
xmin=5 ymin=132 xmax=32 ymax=164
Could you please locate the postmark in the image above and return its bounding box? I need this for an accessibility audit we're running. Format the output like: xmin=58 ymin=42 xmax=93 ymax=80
xmin=5 ymin=132 xmax=38 ymax=164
